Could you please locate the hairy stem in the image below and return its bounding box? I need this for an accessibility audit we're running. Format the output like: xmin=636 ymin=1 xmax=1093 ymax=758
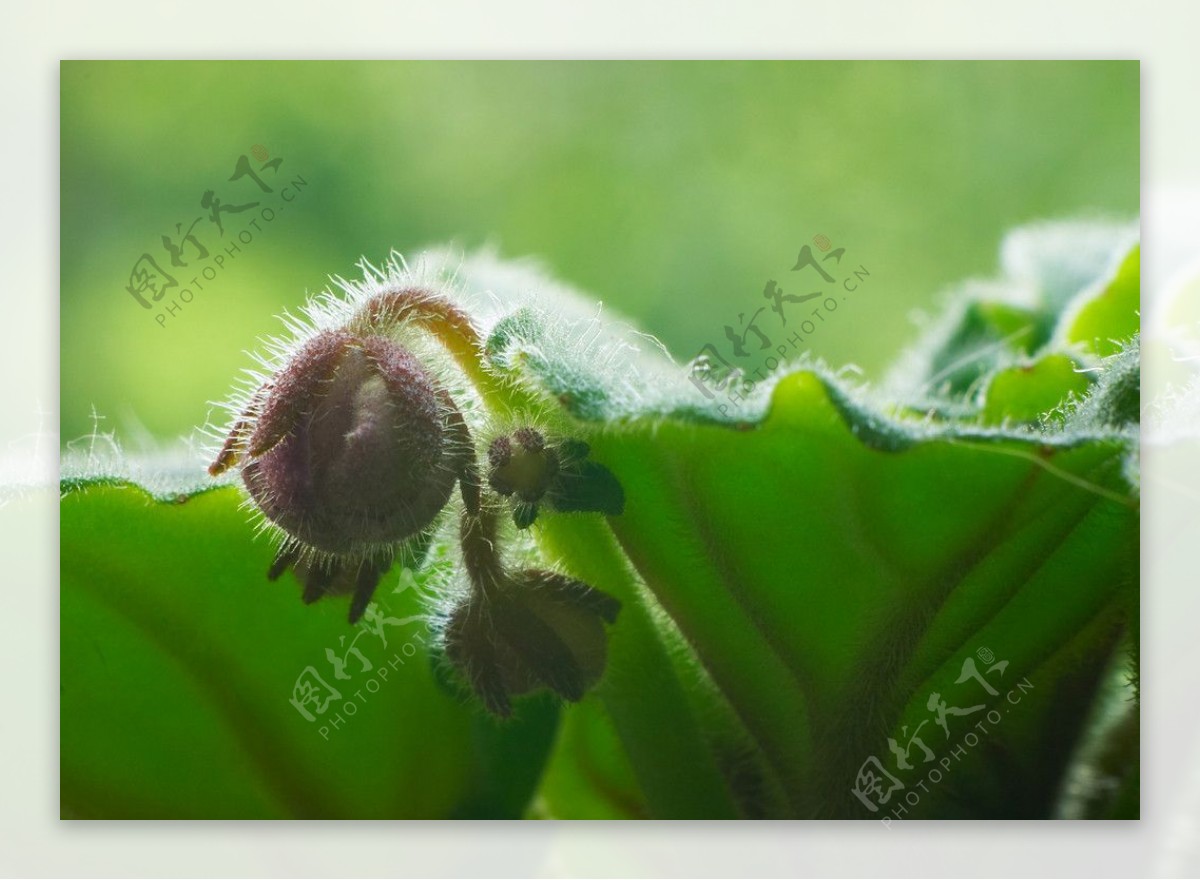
xmin=354 ymin=286 xmax=539 ymax=413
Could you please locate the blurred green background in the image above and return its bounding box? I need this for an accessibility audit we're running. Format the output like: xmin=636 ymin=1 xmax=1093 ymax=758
xmin=60 ymin=61 xmax=1138 ymax=444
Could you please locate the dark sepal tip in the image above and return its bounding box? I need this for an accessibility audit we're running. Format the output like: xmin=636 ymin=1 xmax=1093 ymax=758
xmin=513 ymin=501 xmax=539 ymax=529
xmin=266 ymin=548 xmax=297 ymax=582
xmin=348 ymin=565 xmax=384 ymax=625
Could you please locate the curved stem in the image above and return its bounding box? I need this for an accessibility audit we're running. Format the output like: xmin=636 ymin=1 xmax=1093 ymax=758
xmin=354 ymin=286 xmax=541 ymax=414
xmin=458 ymin=498 xmax=505 ymax=600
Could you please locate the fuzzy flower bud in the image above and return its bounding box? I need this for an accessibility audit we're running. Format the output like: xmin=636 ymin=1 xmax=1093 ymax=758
xmin=211 ymin=327 xmax=476 ymax=622
xmin=443 ymin=566 xmax=621 ymax=718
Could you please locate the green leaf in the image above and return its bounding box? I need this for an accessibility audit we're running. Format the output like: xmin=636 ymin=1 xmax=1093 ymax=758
xmin=576 ymin=372 xmax=1137 ymax=816
xmin=472 ymin=222 xmax=1141 ymax=818
xmin=882 ymin=222 xmax=1138 ymax=411
xmin=923 ymin=300 xmax=1046 ymax=397
xmin=981 ymin=354 xmax=1093 ymax=425
xmin=59 ymin=481 xmax=557 ymax=818
xmin=1061 ymin=244 xmax=1140 ymax=357
xmin=449 ymin=692 xmax=560 ymax=819
xmin=532 ymin=696 xmax=649 ymax=819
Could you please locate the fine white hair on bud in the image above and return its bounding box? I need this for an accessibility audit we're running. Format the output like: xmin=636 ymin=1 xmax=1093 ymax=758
xmin=207 ymin=253 xmax=487 ymax=623
xmin=207 ymin=249 xmax=624 ymax=714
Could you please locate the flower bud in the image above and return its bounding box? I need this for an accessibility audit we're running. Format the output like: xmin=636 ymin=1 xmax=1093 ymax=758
xmin=235 ymin=331 xmax=466 ymax=554
xmin=487 ymin=428 xmax=624 ymax=529
xmin=443 ymin=567 xmax=620 ymax=717
xmin=212 ymin=327 xmax=477 ymax=622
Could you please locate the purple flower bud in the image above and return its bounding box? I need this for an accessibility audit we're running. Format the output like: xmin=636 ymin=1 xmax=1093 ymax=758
xmin=240 ymin=332 xmax=467 ymax=554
